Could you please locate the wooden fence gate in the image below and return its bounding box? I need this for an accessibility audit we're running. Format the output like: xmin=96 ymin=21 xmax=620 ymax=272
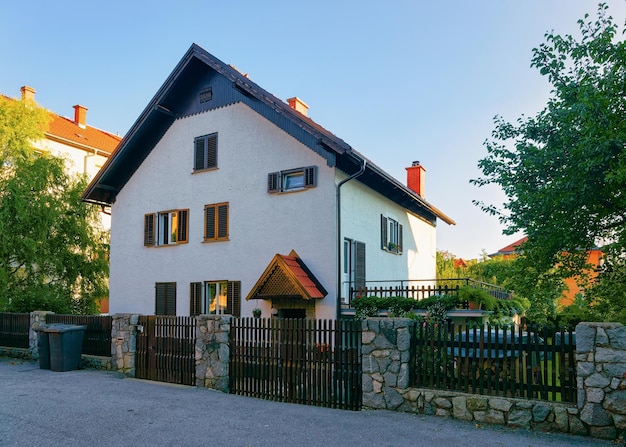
xmin=135 ymin=315 xmax=196 ymax=386
xmin=229 ymin=318 xmax=362 ymax=410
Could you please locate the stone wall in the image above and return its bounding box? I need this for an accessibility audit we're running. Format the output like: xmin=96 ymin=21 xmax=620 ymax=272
xmin=362 ymin=318 xmax=626 ymax=441
xmin=195 ymin=315 xmax=231 ymax=391
xmin=111 ymin=314 xmax=138 ymax=376
xmin=575 ymin=322 xmax=626 ymax=439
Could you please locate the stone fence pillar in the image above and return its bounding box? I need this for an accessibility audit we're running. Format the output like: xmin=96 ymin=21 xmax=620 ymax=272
xmin=111 ymin=314 xmax=139 ymax=376
xmin=195 ymin=315 xmax=232 ymax=391
xmin=29 ymin=311 xmax=55 ymax=359
xmin=576 ymin=322 xmax=626 ymax=439
xmin=362 ymin=318 xmax=414 ymax=411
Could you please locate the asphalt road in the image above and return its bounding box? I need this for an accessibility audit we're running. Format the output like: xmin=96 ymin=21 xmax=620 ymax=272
xmin=0 ymin=358 xmax=614 ymax=447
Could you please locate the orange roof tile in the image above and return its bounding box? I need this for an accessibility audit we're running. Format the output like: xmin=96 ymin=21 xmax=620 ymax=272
xmin=47 ymin=113 xmax=121 ymax=154
xmin=495 ymin=237 xmax=528 ymax=255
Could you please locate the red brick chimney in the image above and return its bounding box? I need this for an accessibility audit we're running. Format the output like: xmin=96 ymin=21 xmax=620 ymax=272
xmin=287 ymin=97 xmax=309 ymax=116
xmin=406 ymin=161 xmax=426 ymax=197
xmin=20 ymin=85 xmax=36 ymax=101
xmin=73 ymin=104 xmax=88 ymax=128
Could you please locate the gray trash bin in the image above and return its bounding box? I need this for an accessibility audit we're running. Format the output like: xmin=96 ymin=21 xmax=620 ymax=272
xmin=46 ymin=324 xmax=87 ymax=372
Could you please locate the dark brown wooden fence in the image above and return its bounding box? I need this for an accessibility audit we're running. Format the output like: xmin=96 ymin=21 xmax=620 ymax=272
xmin=414 ymin=322 xmax=576 ymax=403
xmin=0 ymin=312 xmax=30 ymax=349
xmin=136 ymin=315 xmax=196 ymax=386
xmin=230 ymin=318 xmax=362 ymax=410
xmin=46 ymin=314 xmax=112 ymax=357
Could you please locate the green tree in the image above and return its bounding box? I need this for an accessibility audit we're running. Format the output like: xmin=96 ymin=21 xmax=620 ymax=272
xmin=0 ymin=94 xmax=109 ymax=314
xmin=472 ymin=4 xmax=626 ymax=322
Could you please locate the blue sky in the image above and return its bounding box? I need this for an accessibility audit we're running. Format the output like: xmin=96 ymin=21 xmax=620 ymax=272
xmin=2 ymin=1 xmax=625 ymax=259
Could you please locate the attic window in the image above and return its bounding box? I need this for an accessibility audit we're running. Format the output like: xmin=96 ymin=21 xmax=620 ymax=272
xmin=199 ymin=87 xmax=213 ymax=103
xmin=268 ymin=166 xmax=317 ymax=193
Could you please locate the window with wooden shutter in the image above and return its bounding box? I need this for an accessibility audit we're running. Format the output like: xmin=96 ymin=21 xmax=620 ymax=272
xmin=194 ymin=133 xmax=218 ymax=171
xmin=144 ymin=213 xmax=155 ymax=246
xmin=146 ymin=209 xmax=188 ymax=246
xmin=381 ymin=214 xmax=403 ymax=254
xmin=304 ymin=166 xmax=316 ymax=188
xmin=226 ymin=281 xmax=241 ymax=317
xmin=177 ymin=209 xmax=188 ymax=243
xmin=267 ymin=165 xmax=317 ymax=193
xmin=204 ymin=202 xmax=229 ymax=242
xmin=156 ymin=282 xmax=176 ymax=315
xmin=190 ymin=282 xmax=202 ymax=316
xmin=268 ymin=172 xmax=279 ymax=193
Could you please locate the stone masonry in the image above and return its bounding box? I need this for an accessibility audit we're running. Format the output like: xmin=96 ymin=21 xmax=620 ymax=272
xmin=575 ymin=322 xmax=626 ymax=440
xmin=195 ymin=314 xmax=232 ymax=391
xmin=362 ymin=318 xmax=626 ymax=441
xmin=111 ymin=313 xmax=138 ymax=376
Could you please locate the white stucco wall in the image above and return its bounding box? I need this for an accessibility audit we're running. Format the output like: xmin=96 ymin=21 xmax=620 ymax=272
xmin=340 ymin=174 xmax=437 ymax=291
xmin=109 ymin=103 xmax=338 ymax=318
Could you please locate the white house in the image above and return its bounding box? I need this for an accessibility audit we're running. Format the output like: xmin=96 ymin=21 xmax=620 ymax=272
xmin=83 ymin=44 xmax=454 ymax=320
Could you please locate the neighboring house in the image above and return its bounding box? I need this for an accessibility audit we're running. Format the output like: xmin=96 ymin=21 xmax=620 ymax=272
xmin=490 ymin=236 xmax=602 ymax=306
xmin=82 ymin=44 xmax=455 ymax=320
xmin=4 ymin=86 xmax=122 ymax=313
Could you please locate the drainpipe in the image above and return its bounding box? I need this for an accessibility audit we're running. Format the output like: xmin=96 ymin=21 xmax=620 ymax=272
xmin=336 ymin=158 xmax=367 ymax=320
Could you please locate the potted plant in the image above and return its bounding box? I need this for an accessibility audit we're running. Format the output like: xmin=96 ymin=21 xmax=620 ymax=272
xmin=458 ymin=286 xmax=496 ymax=311
xmin=252 ymin=308 xmax=262 ymax=318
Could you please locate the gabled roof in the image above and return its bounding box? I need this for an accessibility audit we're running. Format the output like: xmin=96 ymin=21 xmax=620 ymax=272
xmin=246 ymin=250 xmax=327 ymax=301
xmin=490 ymin=237 xmax=528 ymax=257
xmin=82 ymin=43 xmax=454 ymax=226
xmin=46 ymin=114 xmax=121 ymax=155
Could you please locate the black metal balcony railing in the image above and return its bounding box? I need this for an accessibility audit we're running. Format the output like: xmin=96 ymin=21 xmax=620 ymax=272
xmin=346 ymin=278 xmax=512 ymax=308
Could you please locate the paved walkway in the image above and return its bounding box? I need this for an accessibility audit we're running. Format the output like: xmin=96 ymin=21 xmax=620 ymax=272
xmin=0 ymin=358 xmax=612 ymax=447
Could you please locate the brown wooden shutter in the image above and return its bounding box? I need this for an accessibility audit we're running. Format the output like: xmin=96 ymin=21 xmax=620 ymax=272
xmin=206 ymin=134 xmax=217 ymax=168
xmin=398 ymin=223 xmax=403 ymax=254
xmin=268 ymin=172 xmax=279 ymax=193
xmin=194 ymin=137 xmax=205 ymax=171
xmin=355 ymin=242 xmax=366 ymax=289
xmin=156 ymin=282 xmax=176 ymax=315
xmin=190 ymin=282 xmax=202 ymax=316
xmin=177 ymin=209 xmax=188 ymax=243
xmin=204 ymin=206 xmax=216 ymax=240
xmin=226 ymin=281 xmax=241 ymax=317
xmin=217 ymin=203 xmax=229 ymax=239
xmin=144 ymin=213 xmax=155 ymax=246
xmin=304 ymin=166 xmax=316 ymax=188
xmin=380 ymin=215 xmax=388 ymax=249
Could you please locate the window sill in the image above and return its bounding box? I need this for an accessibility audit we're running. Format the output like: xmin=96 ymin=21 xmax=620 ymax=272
xmin=383 ymin=248 xmax=403 ymax=255
xmin=202 ymin=238 xmax=230 ymax=243
xmin=192 ymin=167 xmax=219 ymax=174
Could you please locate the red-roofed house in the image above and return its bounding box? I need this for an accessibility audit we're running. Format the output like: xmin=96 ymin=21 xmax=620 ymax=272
xmin=16 ymin=86 xmax=121 ymax=184
xmin=490 ymin=236 xmax=602 ymax=306
xmin=83 ymin=44 xmax=455 ymax=319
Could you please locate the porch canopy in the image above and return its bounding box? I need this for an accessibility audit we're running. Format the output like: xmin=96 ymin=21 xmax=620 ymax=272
xmin=246 ymin=250 xmax=327 ymax=301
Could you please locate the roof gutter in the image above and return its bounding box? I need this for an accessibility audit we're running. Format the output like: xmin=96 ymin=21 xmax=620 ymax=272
xmin=336 ymin=157 xmax=367 ymax=320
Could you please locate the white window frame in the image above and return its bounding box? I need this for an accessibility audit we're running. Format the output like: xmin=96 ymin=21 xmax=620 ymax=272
xmin=202 ymin=281 xmax=229 ymax=315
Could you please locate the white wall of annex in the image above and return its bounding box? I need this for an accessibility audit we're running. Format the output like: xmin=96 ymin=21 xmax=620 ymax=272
xmin=339 ymin=174 xmax=437 ymax=287
xmin=109 ymin=103 xmax=338 ymax=318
